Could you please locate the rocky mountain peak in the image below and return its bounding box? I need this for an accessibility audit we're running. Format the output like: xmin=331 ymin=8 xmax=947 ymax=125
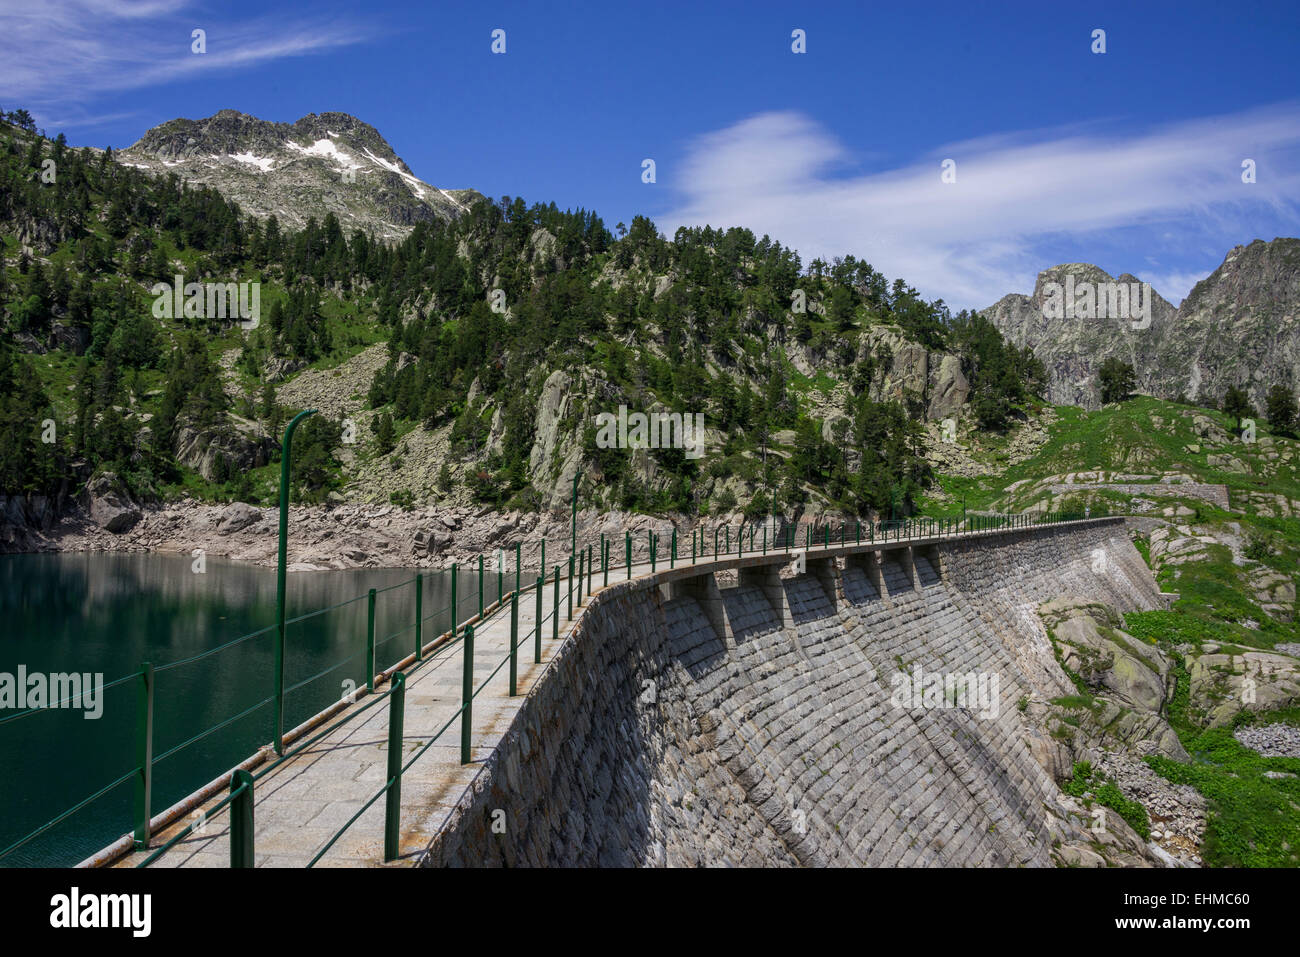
xmin=120 ymin=109 xmax=481 ymax=241
xmin=984 ymin=239 xmax=1300 ymax=411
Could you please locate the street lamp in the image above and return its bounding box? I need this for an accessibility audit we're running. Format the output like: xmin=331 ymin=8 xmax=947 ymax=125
xmin=274 ymin=408 xmax=316 ymax=756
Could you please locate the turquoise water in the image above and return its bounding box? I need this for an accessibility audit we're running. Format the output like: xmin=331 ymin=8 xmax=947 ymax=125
xmin=0 ymin=552 xmax=484 ymax=867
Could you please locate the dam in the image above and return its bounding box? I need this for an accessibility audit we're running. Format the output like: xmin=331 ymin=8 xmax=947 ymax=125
xmin=84 ymin=515 xmax=1164 ymax=868
xmin=426 ymin=516 xmax=1162 ymax=867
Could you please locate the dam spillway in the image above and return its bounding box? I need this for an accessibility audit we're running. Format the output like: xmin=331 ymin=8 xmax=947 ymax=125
xmin=424 ymin=518 xmax=1163 ymax=866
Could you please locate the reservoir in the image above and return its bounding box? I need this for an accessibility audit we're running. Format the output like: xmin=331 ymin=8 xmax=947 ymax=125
xmin=0 ymin=552 xmax=482 ymax=867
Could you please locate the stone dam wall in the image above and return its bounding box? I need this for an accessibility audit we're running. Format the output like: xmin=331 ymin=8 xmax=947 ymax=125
xmin=423 ymin=519 xmax=1164 ymax=867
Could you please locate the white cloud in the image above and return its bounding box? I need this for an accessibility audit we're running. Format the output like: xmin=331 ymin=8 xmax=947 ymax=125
xmin=0 ymin=1 xmax=370 ymax=114
xmin=658 ymin=105 xmax=1300 ymax=309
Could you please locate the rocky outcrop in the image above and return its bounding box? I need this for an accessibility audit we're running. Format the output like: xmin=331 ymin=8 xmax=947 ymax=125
xmin=984 ymin=239 xmax=1300 ymax=410
xmin=1186 ymin=649 xmax=1300 ymax=726
xmin=858 ymin=326 xmax=969 ymax=420
xmin=174 ymin=415 xmax=275 ymax=482
xmin=1039 ymin=598 xmax=1186 ymax=759
xmin=81 ymin=472 xmax=141 ymax=534
xmin=1165 ymin=238 xmax=1300 ymax=411
xmin=528 ymin=370 xmax=583 ymax=509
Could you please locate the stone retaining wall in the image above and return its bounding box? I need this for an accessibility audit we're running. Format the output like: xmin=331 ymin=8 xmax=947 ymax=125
xmin=422 ymin=520 xmax=1162 ymax=867
xmin=1045 ymin=483 xmax=1230 ymax=510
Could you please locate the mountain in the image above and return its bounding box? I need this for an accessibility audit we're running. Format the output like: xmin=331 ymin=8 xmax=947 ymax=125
xmin=119 ymin=110 xmax=481 ymax=241
xmin=984 ymin=239 xmax=1300 ymax=411
xmin=1 ymin=113 xmax=1041 ymax=527
xmin=983 ymin=263 xmax=1177 ymax=408
xmin=1170 ymin=238 xmax=1300 ymax=410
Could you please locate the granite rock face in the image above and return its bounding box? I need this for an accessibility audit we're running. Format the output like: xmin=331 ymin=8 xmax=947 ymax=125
xmin=983 ymin=263 xmax=1177 ymax=408
xmin=984 ymin=239 xmax=1300 ymax=410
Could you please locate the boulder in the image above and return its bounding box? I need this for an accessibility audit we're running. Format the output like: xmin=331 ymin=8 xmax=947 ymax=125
xmin=83 ymin=472 xmax=141 ymax=534
xmin=215 ymin=502 xmax=262 ymax=536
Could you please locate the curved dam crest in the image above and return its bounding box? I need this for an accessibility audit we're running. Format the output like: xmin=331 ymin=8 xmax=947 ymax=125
xmin=424 ymin=519 xmax=1165 ymax=867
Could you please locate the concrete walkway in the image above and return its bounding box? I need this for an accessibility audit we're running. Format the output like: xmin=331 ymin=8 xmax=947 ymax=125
xmin=112 ymin=557 xmax=665 ymax=867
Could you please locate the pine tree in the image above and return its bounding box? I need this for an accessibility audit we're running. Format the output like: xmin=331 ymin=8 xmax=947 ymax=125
xmin=1265 ymin=385 xmax=1298 ymax=437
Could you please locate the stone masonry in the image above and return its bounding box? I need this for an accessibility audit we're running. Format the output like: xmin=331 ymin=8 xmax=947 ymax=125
xmin=422 ymin=521 xmax=1163 ymax=866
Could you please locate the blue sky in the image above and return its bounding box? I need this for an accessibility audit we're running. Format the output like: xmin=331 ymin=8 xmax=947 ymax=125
xmin=2 ymin=0 xmax=1298 ymax=308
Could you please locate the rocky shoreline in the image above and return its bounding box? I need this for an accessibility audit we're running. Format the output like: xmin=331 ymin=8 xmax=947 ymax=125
xmin=2 ymin=496 xmax=719 ymax=573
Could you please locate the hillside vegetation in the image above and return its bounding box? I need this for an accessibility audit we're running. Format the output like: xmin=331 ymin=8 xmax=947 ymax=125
xmin=0 ymin=113 xmax=1042 ymax=519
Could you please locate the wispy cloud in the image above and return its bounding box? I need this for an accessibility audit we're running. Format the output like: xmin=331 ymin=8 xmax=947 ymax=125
xmin=0 ymin=1 xmax=371 ymax=116
xmin=658 ymin=104 xmax=1300 ymax=309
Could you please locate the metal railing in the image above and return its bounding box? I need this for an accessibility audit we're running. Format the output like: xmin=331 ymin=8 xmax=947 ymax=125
xmin=0 ymin=507 xmax=1100 ymax=868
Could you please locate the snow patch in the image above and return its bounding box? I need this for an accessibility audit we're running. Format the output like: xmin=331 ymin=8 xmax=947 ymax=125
xmin=362 ymin=147 xmax=433 ymax=201
xmin=436 ymin=187 xmax=470 ymax=212
xmin=285 ymin=137 xmax=363 ymax=171
xmin=230 ymin=151 xmax=275 ymax=172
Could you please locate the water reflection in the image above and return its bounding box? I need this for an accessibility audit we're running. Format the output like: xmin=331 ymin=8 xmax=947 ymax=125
xmin=0 ymin=552 xmax=478 ymax=867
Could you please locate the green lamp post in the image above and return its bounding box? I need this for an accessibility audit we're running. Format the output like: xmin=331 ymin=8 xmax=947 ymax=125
xmin=274 ymin=408 xmax=316 ymax=755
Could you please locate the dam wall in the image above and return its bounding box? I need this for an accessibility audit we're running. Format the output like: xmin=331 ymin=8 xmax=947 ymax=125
xmin=422 ymin=519 xmax=1163 ymax=867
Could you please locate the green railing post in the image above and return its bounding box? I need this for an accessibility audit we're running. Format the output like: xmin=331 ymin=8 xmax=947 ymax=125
xmin=603 ymin=538 xmax=609 ymax=587
xmin=578 ymin=549 xmax=585 ymax=603
xmin=626 ymin=532 xmax=632 ymax=579
xmin=384 ymin=671 xmax=406 ymax=862
xmin=714 ymin=526 xmax=720 ymax=558
xmin=534 ymin=574 xmax=543 ymax=663
xmin=568 ymin=555 xmax=575 ymax=620
xmin=366 ymin=588 xmax=376 ymax=691
xmin=763 ymin=525 xmax=767 ymax=553
xmin=515 ymin=542 xmax=521 ymax=594
xmin=414 ymin=573 xmax=423 ymax=660
xmin=650 ymin=533 xmax=657 ymax=573
xmin=509 ymin=590 xmax=518 ymax=697
xmin=552 ymin=566 xmax=560 ymax=642
xmin=230 ymin=769 xmax=254 ymax=868
xmin=726 ymin=526 xmax=730 ymax=554
xmin=497 ymin=549 xmax=503 ymax=606
xmin=133 ymin=662 xmax=154 ymax=850
xmin=274 ymin=407 xmax=317 ymax=756
xmin=587 ymin=544 xmax=593 ymax=596
xmin=460 ymin=625 xmax=475 ymax=764
xmin=450 ymin=563 xmax=458 ymax=638
xmin=571 ymin=471 xmax=580 ymax=561
xmin=478 ymin=555 xmax=484 ymax=619
xmin=671 ymin=528 xmax=677 ymax=568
